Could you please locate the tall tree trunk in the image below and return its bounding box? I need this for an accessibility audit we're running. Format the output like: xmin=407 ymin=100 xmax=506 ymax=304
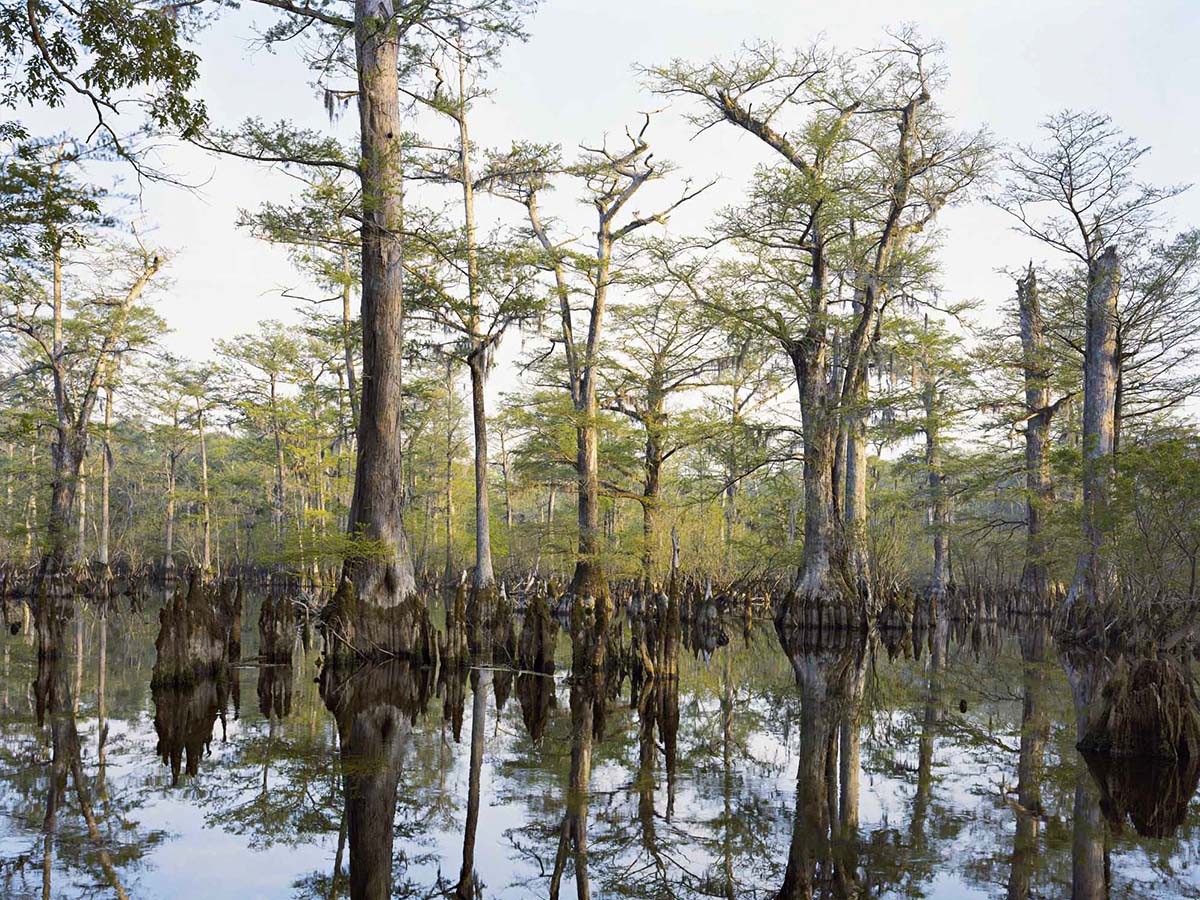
xmin=641 ymin=394 xmax=665 ymax=583
xmin=1067 ymin=248 xmax=1121 ymax=611
xmin=468 ymin=356 xmax=494 ymax=590
xmin=341 ymin=249 xmax=360 ymax=434
xmin=326 ymin=0 xmax=424 ymax=660
xmin=75 ymin=463 xmax=87 ymax=565
xmin=786 ymin=331 xmax=838 ymax=616
xmin=269 ymin=375 xmax=286 ymax=546
xmin=1018 ymin=268 xmax=1053 ymax=596
xmin=98 ymin=388 xmax=111 ymax=570
xmin=844 ymin=379 xmax=870 ymax=599
xmin=499 ymin=431 xmax=513 ymax=532
xmin=197 ymin=404 xmax=212 ymax=574
xmin=444 ymin=359 xmax=457 ymax=587
xmin=571 ymin=226 xmax=612 ymax=601
xmin=574 ymin=391 xmax=603 ymax=598
xmin=164 ymin=451 xmax=177 ymax=573
xmin=924 ymin=372 xmax=947 ymax=599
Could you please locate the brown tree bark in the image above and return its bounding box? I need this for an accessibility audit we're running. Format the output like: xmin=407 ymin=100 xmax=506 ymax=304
xmin=326 ymin=0 xmax=426 ymax=660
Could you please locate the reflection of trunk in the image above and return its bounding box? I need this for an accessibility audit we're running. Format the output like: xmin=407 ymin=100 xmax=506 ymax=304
xmin=322 ymin=662 xmax=427 ymax=900
xmin=1071 ymin=769 xmax=1108 ymax=900
xmin=550 ymin=614 xmax=609 ymax=900
xmin=774 ymin=631 xmax=866 ymax=900
xmin=720 ymin=646 xmax=735 ymax=899
xmin=457 ymin=668 xmax=492 ymax=899
xmin=777 ymin=656 xmax=834 ymax=899
xmin=1008 ymin=625 xmax=1049 ymax=900
xmin=1017 ymin=269 xmax=1054 ymax=596
xmin=37 ymin=614 xmax=130 ymax=899
xmin=1064 ymin=657 xmax=1110 ymax=900
xmin=636 ymin=679 xmax=660 ymax=862
xmin=912 ymin=619 xmax=946 ymax=844
xmin=1068 ymin=249 xmax=1121 ymax=611
xmin=838 ymin=647 xmax=868 ymax=836
xmin=550 ymin=675 xmax=596 ymax=900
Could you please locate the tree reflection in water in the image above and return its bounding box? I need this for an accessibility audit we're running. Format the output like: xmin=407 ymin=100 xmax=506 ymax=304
xmin=3 ymin=597 xmax=1200 ymax=900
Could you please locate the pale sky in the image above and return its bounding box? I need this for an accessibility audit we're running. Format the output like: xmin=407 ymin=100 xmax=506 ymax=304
xmin=23 ymin=0 xmax=1200 ymax=379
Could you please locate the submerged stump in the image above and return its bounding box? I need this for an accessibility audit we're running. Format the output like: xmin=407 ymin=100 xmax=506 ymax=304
xmin=152 ymin=573 xmax=226 ymax=687
xmin=258 ymin=590 xmax=296 ymax=663
xmin=1077 ymin=656 xmax=1200 ymax=760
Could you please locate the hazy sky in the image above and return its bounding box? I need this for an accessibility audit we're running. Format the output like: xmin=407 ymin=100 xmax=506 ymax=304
xmin=27 ymin=0 xmax=1200 ymax=372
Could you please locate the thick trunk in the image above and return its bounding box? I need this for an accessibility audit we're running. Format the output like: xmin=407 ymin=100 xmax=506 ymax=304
xmin=1067 ymin=249 xmax=1121 ymax=611
xmin=326 ymin=0 xmax=424 ymax=660
xmin=468 ymin=355 xmax=494 ymax=589
xmin=780 ymin=237 xmax=845 ymax=623
xmin=787 ymin=345 xmax=838 ymax=609
xmin=322 ymin=663 xmax=424 ymax=900
xmin=776 ymin=655 xmax=835 ymax=899
xmin=844 ymin=385 xmax=870 ymax=600
xmin=1018 ymin=268 xmax=1053 ymax=596
xmin=44 ymin=431 xmax=86 ymax=576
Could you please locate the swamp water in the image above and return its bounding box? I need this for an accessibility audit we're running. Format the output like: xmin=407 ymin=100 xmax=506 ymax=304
xmin=0 ymin=597 xmax=1197 ymax=899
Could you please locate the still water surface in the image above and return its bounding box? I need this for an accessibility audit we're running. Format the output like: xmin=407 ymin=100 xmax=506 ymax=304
xmin=1 ymin=597 xmax=1197 ymax=899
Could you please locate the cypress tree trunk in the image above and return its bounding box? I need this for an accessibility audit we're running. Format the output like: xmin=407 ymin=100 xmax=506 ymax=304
xmin=1067 ymin=248 xmax=1121 ymax=612
xmin=468 ymin=354 xmax=494 ymax=591
xmin=326 ymin=0 xmax=426 ymax=661
xmin=924 ymin=375 xmax=947 ymax=599
xmin=99 ymin=388 xmax=112 ymax=571
xmin=844 ymin=380 xmax=870 ymax=599
xmin=197 ymin=404 xmax=212 ymax=574
xmin=1018 ymin=267 xmax=1054 ymax=597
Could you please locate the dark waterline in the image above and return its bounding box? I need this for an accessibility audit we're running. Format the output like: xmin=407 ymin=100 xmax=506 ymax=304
xmin=1 ymin=596 xmax=1197 ymax=899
